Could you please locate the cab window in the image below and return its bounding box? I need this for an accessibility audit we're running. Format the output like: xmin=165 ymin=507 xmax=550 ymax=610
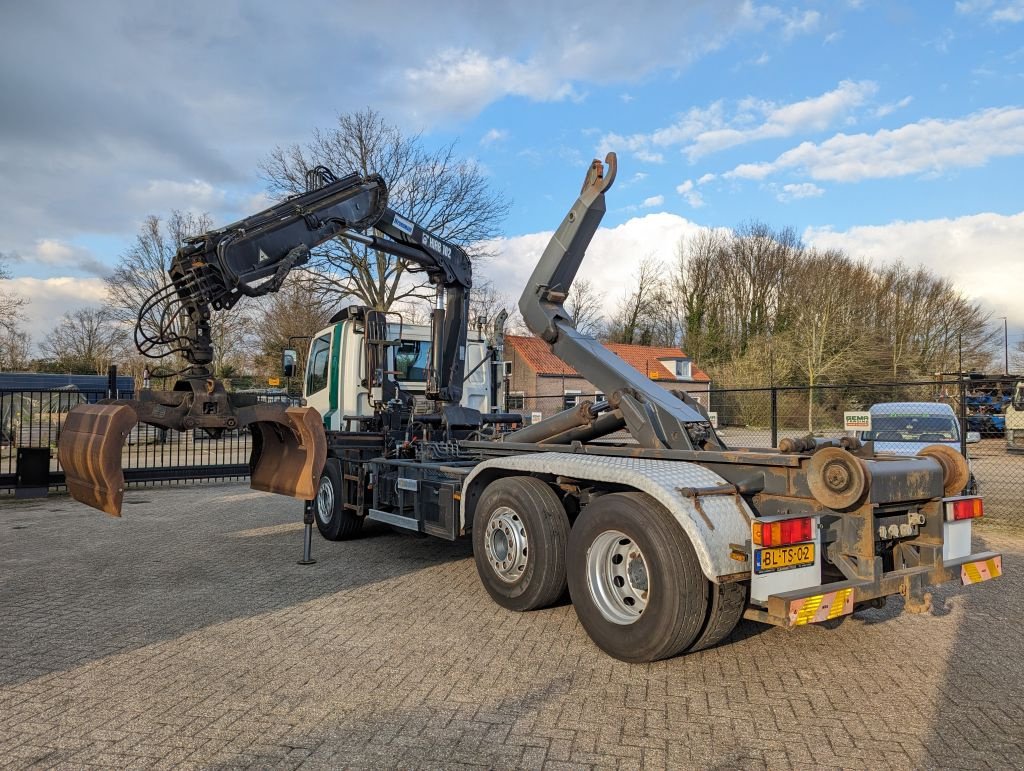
xmin=394 ymin=340 xmax=431 ymax=382
xmin=306 ymin=335 xmax=330 ymax=394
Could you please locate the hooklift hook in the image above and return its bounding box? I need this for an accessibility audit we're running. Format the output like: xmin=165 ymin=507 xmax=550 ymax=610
xmin=298 ymin=499 xmax=317 ymax=565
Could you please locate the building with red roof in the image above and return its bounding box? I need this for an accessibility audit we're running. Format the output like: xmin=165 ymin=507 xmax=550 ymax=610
xmin=503 ymin=335 xmax=711 ymax=419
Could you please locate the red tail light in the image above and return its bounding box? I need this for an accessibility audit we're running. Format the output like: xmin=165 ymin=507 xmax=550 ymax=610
xmin=752 ymin=517 xmax=814 ymax=546
xmin=946 ymin=497 xmax=983 ymax=522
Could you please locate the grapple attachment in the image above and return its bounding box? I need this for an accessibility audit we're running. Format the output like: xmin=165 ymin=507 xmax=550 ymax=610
xmin=58 ymin=400 xmax=327 ymax=516
xmin=58 ymin=404 xmax=139 ymax=516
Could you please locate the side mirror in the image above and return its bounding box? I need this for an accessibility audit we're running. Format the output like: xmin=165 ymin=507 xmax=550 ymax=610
xmin=966 ymin=431 xmax=981 ymax=444
xmin=282 ymin=348 xmax=298 ymax=378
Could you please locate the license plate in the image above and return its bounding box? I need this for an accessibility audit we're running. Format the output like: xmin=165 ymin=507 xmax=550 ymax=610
xmin=755 ymin=543 xmax=815 ymax=574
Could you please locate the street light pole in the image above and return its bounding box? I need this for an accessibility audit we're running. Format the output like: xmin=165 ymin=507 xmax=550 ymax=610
xmin=1002 ymin=317 xmax=1009 ymax=375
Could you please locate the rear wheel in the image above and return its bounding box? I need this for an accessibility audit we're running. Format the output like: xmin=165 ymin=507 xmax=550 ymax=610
xmin=315 ymin=458 xmax=363 ymax=541
xmin=567 ymin=492 xmax=709 ymax=662
xmin=687 ymin=580 xmax=746 ymax=653
xmin=473 ymin=476 xmax=570 ymax=612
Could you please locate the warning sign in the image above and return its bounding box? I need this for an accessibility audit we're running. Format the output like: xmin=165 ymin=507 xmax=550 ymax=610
xmin=843 ymin=411 xmax=871 ymax=431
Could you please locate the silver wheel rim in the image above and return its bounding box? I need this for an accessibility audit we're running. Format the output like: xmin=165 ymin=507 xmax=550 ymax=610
xmin=316 ymin=475 xmax=335 ymax=525
xmin=484 ymin=506 xmax=529 ymax=583
xmin=586 ymin=529 xmax=649 ymax=625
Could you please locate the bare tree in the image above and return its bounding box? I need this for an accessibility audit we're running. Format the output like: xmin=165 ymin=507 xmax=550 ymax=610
xmin=260 ymin=108 xmax=509 ymax=311
xmin=0 ymin=252 xmax=27 ymax=336
xmin=603 ymin=257 xmax=674 ymax=346
xmin=566 ymin=278 xmax=605 ymax=337
xmin=41 ymin=307 xmax=127 ymax=374
xmin=250 ymin=276 xmax=335 ymax=380
xmin=776 ymin=249 xmax=874 ymax=430
xmin=0 ymin=328 xmax=31 ymax=371
xmin=672 ymin=229 xmax=728 ymax=365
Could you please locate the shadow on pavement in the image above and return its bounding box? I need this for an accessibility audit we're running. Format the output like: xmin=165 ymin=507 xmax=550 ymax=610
xmin=0 ymin=483 xmax=472 ymax=688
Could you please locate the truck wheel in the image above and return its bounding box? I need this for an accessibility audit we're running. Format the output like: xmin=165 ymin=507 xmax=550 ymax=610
xmin=687 ymin=581 xmax=746 ymax=653
xmin=567 ymin=492 xmax=708 ymax=662
xmin=315 ymin=459 xmax=362 ymax=541
xmin=473 ymin=476 xmax=570 ymax=612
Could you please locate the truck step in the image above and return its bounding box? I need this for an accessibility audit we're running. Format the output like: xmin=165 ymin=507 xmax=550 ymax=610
xmin=367 ymin=508 xmax=420 ymax=532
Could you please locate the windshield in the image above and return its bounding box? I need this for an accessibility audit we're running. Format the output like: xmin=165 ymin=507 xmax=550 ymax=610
xmin=863 ymin=414 xmax=959 ymax=442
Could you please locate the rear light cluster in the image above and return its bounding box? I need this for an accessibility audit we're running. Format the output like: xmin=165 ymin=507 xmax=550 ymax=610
xmin=752 ymin=517 xmax=814 ymax=547
xmin=945 ymin=497 xmax=984 ymax=522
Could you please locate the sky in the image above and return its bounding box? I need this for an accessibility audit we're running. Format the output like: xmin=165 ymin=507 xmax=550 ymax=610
xmin=2 ymin=0 xmax=1023 ymax=355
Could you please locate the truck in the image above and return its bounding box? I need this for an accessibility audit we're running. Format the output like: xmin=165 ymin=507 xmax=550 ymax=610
xmin=58 ymin=154 xmax=1003 ymax=662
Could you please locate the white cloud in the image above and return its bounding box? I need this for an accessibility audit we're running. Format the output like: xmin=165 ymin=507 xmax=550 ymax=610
xmin=598 ymin=80 xmax=878 ymax=163
xmin=726 ymin=106 xmax=1024 ymax=182
xmin=131 ymin=178 xmax=227 ymax=215
xmin=675 ymin=179 xmax=705 ymax=208
xmin=634 ymin=149 xmax=665 ymax=164
xmin=776 ymin=182 xmax=824 ymax=202
xmin=641 ymin=195 xmax=664 ymax=208
xmin=956 ymin=1 xmax=1024 ymax=22
xmin=874 ymin=96 xmax=913 ymax=118
xmin=480 ymin=128 xmax=510 ymax=147
xmin=5 ymin=239 xmax=110 ymax=278
xmin=782 ymin=9 xmax=822 ymax=38
xmin=697 ymin=173 xmax=717 ymax=185
xmin=3 ymin=276 xmax=109 ymax=347
xmin=804 ymin=210 xmax=1024 ymax=328
xmin=684 ymin=80 xmax=877 ymax=161
xmin=478 ymin=213 xmax=707 ymax=317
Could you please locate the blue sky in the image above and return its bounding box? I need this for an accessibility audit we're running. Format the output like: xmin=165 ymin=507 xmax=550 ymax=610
xmin=2 ymin=0 xmax=1023 ymax=347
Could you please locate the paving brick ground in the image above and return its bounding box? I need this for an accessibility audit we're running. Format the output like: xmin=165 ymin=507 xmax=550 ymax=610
xmin=1 ymin=482 xmax=1022 ymax=770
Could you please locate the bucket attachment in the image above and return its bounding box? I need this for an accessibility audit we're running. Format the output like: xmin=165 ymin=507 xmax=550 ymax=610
xmin=249 ymin=407 xmax=327 ymax=500
xmin=58 ymin=404 xmax=138 ymax=516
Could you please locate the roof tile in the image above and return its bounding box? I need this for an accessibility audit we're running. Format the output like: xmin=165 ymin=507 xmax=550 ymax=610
xmin=506 ymin=335 xmax=710 ymax=383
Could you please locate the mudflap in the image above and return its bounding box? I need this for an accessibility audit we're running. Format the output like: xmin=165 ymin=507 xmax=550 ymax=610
xmin=58 ymin=404 xmax=138 ymax=516
xmin=248 ymin=407 xmax=328 ymax=500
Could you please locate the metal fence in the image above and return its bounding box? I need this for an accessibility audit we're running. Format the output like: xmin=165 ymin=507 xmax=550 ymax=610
xmin=510 ymin=378 xmax=1023 ymax=527
xmin=0 ymin=388 xmax=282 ymax=492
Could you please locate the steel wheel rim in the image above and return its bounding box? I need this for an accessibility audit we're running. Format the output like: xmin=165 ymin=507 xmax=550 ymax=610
xmin=484 ymin=505 xmax=528 ymax=583
xmin=316 ymin=475 xmax=335 ymax=525
xmin=586 ymin=529 xmax=649 ymax=625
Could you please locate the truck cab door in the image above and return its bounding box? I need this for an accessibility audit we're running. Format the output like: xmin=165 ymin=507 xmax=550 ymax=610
xmin=304 ymin=332 xmax=334 ymax=427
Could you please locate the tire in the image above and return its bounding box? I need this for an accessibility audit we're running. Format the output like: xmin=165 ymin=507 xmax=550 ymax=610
xmin=315 ymin=458 xmax=363 ymax=541
xmin=472 ymin=476 xmax=570 ymax=612
xmin=687 ymin=580 xmax=746 ymax=653
xmin=567 ymin=492 xmax=708 ymax=663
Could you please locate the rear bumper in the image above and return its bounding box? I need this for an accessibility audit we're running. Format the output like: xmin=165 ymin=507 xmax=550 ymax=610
xmin=746 ymin=550 xmax=1002 ymax=627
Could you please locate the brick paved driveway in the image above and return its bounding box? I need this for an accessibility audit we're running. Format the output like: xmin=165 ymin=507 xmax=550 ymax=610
xmin=1 ymin=483 xmax=1022 ymax=769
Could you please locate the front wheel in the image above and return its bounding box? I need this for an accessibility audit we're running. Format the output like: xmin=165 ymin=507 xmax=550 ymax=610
xmin=314 ymin=459 xmax=363 ymax=541
xmin=472 ymin=476 xmax=570 ymax=612
xmin=567 ymin=492 xmax=709 ymax=663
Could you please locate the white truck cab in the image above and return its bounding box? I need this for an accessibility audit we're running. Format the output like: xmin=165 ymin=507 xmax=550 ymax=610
xmin=301 ymin=310 xmax=502 ymax=431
